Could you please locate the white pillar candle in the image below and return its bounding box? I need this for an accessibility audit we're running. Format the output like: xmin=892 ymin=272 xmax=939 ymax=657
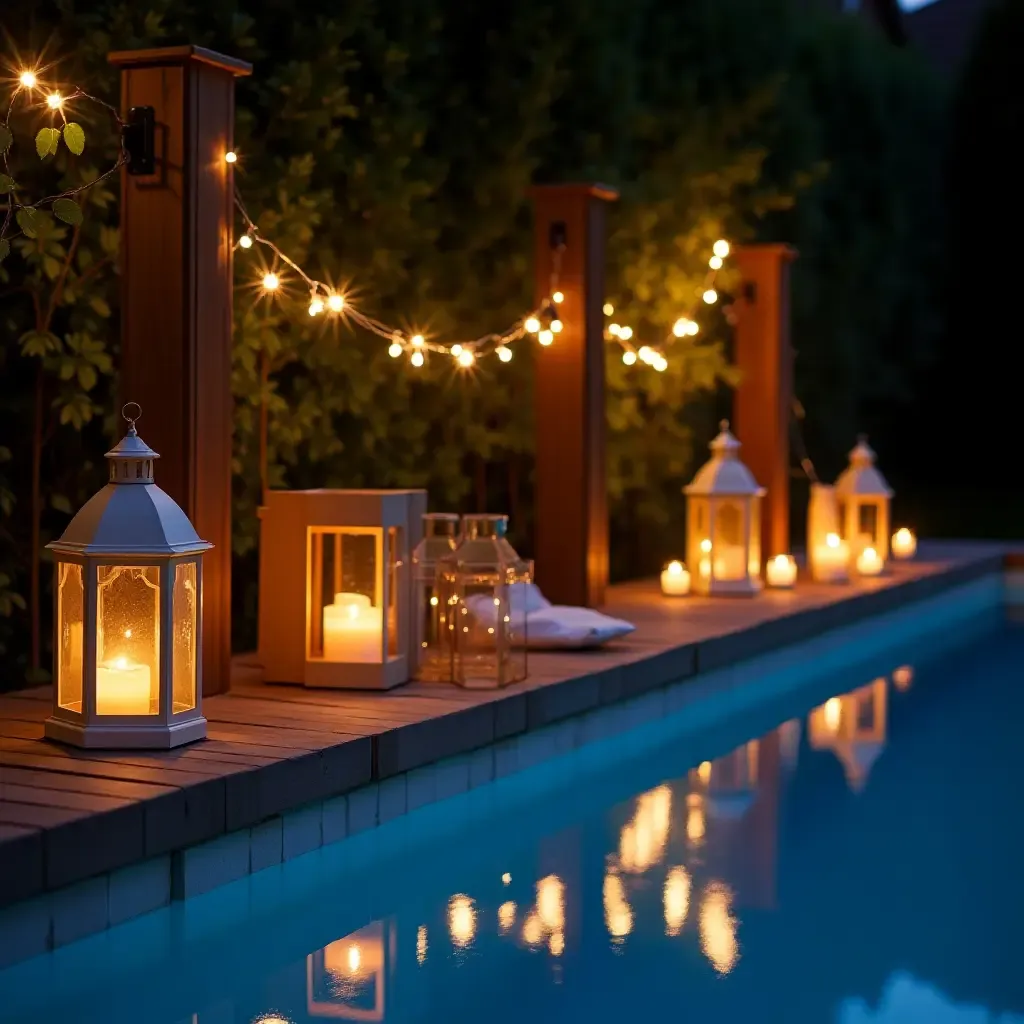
xmin=323 ymin=592 xmax=383 ymax=663
xmin=96 ymin=656 xmax=153 ymax=715
xmin=891 ymin=528 xmax=917 ymax=560
xmin=812 ymin=533 xmax=850 ymax=583
xmin=660 ymin=560 xmax=691 ymax=596
xmin=713 ymin=546 xmax=746 ymax=581
xmin=766 ymin=554 xmax=797 ymax=589
xmin=856 ymin=546 xmax=883 ymax=577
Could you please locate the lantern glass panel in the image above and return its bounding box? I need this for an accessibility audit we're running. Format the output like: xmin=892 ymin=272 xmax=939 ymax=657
xmin=858 ymin=503 xmax=878 ymax=545
xmin=712 ymin=500 xmax=746 ymax=581
xmin=412 ymin=514 xmax=460 ymax=681
xmin=387 ymin=526 xmax=401 ymax=659
xmin=687 ymin=497 xmax=710 ymax=581
xmin=748 ymin=498 xmax=761 ymax=577
xmin=172 ymin=561 xmax=198 ymax=713
xmin=95 ymin=565 xmax=160 ymax=716
xmin=56 ymin=562 xmax=85 ymax=713
xmin=309 ymin=527 xmax=383 ymax=664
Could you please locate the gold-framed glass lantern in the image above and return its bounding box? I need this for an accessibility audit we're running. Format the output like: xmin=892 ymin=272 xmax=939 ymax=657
xmin=257 ymin=489 xmax=425 ymax=689
xmin=411 ymin=512 xmax=461 ymax=681
xmin=45 ymin=405 xmax=211 ymax=749
xmin=834 ymin=436 xmax=893 ymax=565
xmin=684 ymin=421 xmax=765 ymax=596
xmin=437 ymin=514 xmax=532 ymax=688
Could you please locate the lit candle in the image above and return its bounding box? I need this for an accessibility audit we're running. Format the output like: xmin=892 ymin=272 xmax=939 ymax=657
xmin=766 ymin=554 xmax=797 ymax=589
xmin=856 ymin=546 xmax=883 ymax=577
xmin=813 ymin=532 xmax=849 ymax=583
xmin=660 ymin=560 xmax=691 ymax=596
xmin=713 ymin=546 xmax=745 ymax=580
xmin=96 ymin=656 xmax=153 ymax=715
xmin=323 ymin=592 xmax=383 ymax=663
xmin=891 ymin=527 xmax=917 ymax=560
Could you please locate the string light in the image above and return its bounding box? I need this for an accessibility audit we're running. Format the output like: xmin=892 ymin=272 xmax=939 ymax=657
xmin=622 ymin=351 xmax=637 ymax=365
xmin=327 ymin=293 xmax=344 ymax=313
xmin=608 ymin=323 xmax=621 ymax=337
xmin=457 ymin=349 xmax=475 ymax=368
xmin=538 ymin=329 xmax=554 ymax=347
xmin=552 ymin=291 xmax=564 ymax=304
xmin=45 ymin=91 xmax=63 ymax=110
xmin=411 ymin=334 xmax=425 ymax=349
xmin=497 ymin=346 xmax=513 ymax=362
xmin=713 ymin=239 xmax=730 ymax=259
xmin=709 ymin=256 xmax=723 ymax=270
xmin=225 ymin=151 xmax=237 ymax=164
xmin=308 ymin=296 xmax=324 ymax=316
xmin=702 ymin=289 xmax=718 ymax=304
xmin=672 ymin=318 xmax=689 ymax=338
xmin=18 ymin=70 xmax=37 ymax=89
xmin=550 ymin=318 xmax=563 ymax=334
xmin=525 ymin=317 xmax=541 ymax=334
xmin=450 ymin=344 xmax=464 ymax=358
xmin=388 ymin=342 xmax=403 ymax=358
xmin=618 ymin=325 xmax=633 ymax=341
xmin=262 ymin=272 xmax=280 ymax=291
xmin=238 ymin=233 xmax=253 ymax=249
xmin=411 ymin=351 xmax=425 ymax=368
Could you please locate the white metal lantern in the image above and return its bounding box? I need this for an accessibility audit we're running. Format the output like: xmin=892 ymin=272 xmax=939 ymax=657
xmin=684 ymin=420 xmax=765 ymax=596
xmin=834 ymin=435 xmax=893 ymax=564
xmin=46 ymin=405 xmax=211 ymax=749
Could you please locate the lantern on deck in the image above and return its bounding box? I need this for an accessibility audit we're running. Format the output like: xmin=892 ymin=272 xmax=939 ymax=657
xmin=258 ymin=489 xmax=425 ymax=689
xmin=45 ymin=405 xmax=211 ymax=749
xmin=684 ymin=421 xmax=765 ymax=596
xmin=411 ymin=512 xmax=461 ymax=681
xmin=834 ymin=436 xmax=893 ymax=565
xmin=437 ymin=514 xmax=532 ymax=688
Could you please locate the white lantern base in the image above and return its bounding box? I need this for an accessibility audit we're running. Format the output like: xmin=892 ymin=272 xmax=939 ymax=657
xmin=304 ymin=655 xmax=409 ymax=690
xmin=44 ymin=715 xmax=207 ymax=749
xmin=694 ymin=576 xmax=763 ymax=598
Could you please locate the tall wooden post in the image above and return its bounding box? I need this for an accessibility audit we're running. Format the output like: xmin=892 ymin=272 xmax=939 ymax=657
xmin=733 ymin=244 xmax=797 ymax=564
xmin=531 ymin=184 xmax=618 ymax=608
xmin=109 ymin=46 xmax=251 ymax=695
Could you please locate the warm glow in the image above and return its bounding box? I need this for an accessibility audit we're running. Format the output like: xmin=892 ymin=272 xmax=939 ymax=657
xmin=96 ymin=657 xmax=153 ymax=716
xmin=700 ymin=538 xmax=712 ymax=554
xmin=892 ymin=527 xmax=917 ymax=559
xmin=709 ymin=255 xmax=723 ymax=270
xmin=702 ymin=288 xmax=718 ymax=304
xmin=661 ymin=560 xmax=690 ymax=596
xmin=700 ymin=882 xmax=739 ymax=975
xmin=603 ymin=302 xmax=614 ymax=315
xmin=654 ymin=356 xmax=667 ymax=372
xmin=239 ymin=233 xmax=253 ymax=249
xmin=497 ymin=346 xmax=513 ymax=362
xmin=766 ymin=553 xmax=797 ymax=588
xmin=638 ymin=346 xmax=654 ymax=363
xmin=664 ymin=866 xmax=692 ymax=937
xmin=893 ymin=665 xmax=913 ymax=691
xmin=525 ymin=316 xmax=540 ymax=333
xmin=667 ymin=560 xmax=684 ymax=577
xmin=824 ymin=696 xmax=842 ymax=732
xmin=523 ymin=912 xmax=544 ymax=946
xmin=18 ymin=70 xmax=38 ymax=89
xmin=448 ymin=894 xmax=476 ymax=949
xmin=550 ymin=318 xmax=563 ymax=334
xmin=309 ymin=297 xmax=324 ymax=317
xmin=538 ymin=329 xmax=554 ymax=346
xmin=498 ymin=901 xmax=516 ymax=933
xmin=549 ymin=931 xmax=565 ymax=957
xmin=323 ymin=592 xmax=382 ymax=662
xmin=698 ymin=760 xmax=712 ymax=784
xmin=224 ymin=150 xmax=237 ymax=164
xmin=686 ymin=801 xmax=706 ymax=844
xmin=46 ymin=91 xmax=63 ymax=110
xmin=416 ymin=925 xmax=427 ymax=964
xmin=502 ymin=872 xmax=512 ymax=884
xmin=347 ymin=944 xmax=361 ymax=973
xmin=537 ymin=875 xmax=566 ymax=933
xmin=327 ymin=293 xmax=344 ymax=313
xmin=826 ymin=532 xmax=840 ymax=549
xmin=673 ymin=318 xmax=689 ymax=338
xmin=713 ymin=239 xmax=730 ymax=259
xmin=619 ymin=325 xmax=633 ymax=341
xmin=411 ymin=351 xmax=425 ymax=367
xmin=856 ymin=546 xmax=883 ymax=576
xmin=450 ymin=344 xmax=463 ymax=357
xmin=619 ymin=785 xmax=672 ymax=874
xmin=457 ymin=349 xmax=475 ymax=368
xmin=603 ymin=872 xmax=633 ymax=942
xmin=608 ymin=323 xmax=622 ymax=337
xmin=388 ymin=342 xmax=402 ymax=358
xmin=411 ymin=333 xmax=425 ymax=348
xmin=262 ymin=272 xmax=280 ymax=291
xmin=552 ymin=290 xmax=564 ymax=304
xmin=622 ymin=351 xmax=637 ymax=365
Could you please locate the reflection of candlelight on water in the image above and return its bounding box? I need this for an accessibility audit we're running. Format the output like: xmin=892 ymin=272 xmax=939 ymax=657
xmin=549 ymin=930 xmax=565 ymax=957
xmin=686 ymin=794 xmax=706 ymax=845
xmin=824 ymin=696 xmax=842 ymax=732
xmin=523 ymin=911 xmax=544 ymax=946
xmin=603 ymin=872 xmax=633 ymax=943
xmin=700 ymin=881 xmax=739 ymax=975
xmin=893 ymin=665 xmax=913 ymax=691
xmin=537 ymin=875 xmax=565 ymax=933
xmin=697 ymin=760 xmax=712 ymax=784
xmin=664 ymin=866 xmax=692 ymax=937
xmin=498 ymin=901 xmax=516 ymax=934
xmin=448 ymin=894 xmax=476 ymax=949
xmin=619 ymin=785 xmax=672 ymax=873
xmin=502 ymin=872 xmax=511 ymax=885
xmin=416 ymin=926 xmax=427 ymax=964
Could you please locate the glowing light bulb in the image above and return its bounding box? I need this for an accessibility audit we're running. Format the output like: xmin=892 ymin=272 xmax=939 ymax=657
xmin=225 ymin=150 xmax=237 ymax=164
xmin=826 ymin=532 xmax=840 ymax=549
xmin=497 ymin=346 xmax=513 ymax=362
xmin=411 ymin=334 xmax=425 ymax=348
xmin=603 ymin=302 xmax=614 ymax=316
xmin=19 ymin=71 xmax=38 ymax=89
xmin=525 ymin=316 xmax=540 ymax=334
xmin=388 ymin=342 xmax=403 ymax=358
xmin=262 ymin=272 xmax=280 ymax=291
xmin=700 ymin=538 xmax=712 ymax=554
xmin=638 ymin=346 xmax=654 ymax=364
xmin=238 ymin=233 xmax=253 ymax=249
xmin=552 ymin=290 xmax=564 ymax=304
xmin=709 ymin=255 xmax=723 ymax=270
xmin=327 ymin=293 xmax=344 ymax=313
xmin=619 ymin=325 xmax=633 ymax=341
xmin=703 ymin=289 xmax=718 ymax=305
xmin=608 ymin=323 xmax=622 ymax=337
xmin=411 ymin=351 xmax=425 ymax=368
xmin=623 ymin=351 xmax=637 ymax=365
xmin=654 ymin=357 xmax=668 ymax=372
xmin=538 ymin=329 xmax=554 ymax=346
xmin=46 ymin=91 xmax=63 ymax=110
xmin=673 ymin=318 xmax=688 ymax=338
xmin=686 ymin=321 xmax=699 ymax=336
xmin=457 ymin=349 xmax=475 ymax=368
xmin=450 ymin=344 xmax=463 ymax=358
xmin=713 ymin=239 xmax=730 ymax=259
xmin=550 ymin=318 xmax=563 ymax=334
xmin=308 ymin=297 xmax=324 ymax=316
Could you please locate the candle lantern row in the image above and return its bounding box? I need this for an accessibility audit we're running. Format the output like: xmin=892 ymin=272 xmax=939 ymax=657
xmin=46 ymin=407 xmax=211 ymax=749
xmin=258 ymin=489 xmax=426 ymax=689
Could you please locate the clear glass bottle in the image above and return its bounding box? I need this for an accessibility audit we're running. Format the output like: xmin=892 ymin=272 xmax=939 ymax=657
xmin=411 ymin=513 xmax=461 ymax=681
xmin=438 ymin=514 xmax=532 ymax=689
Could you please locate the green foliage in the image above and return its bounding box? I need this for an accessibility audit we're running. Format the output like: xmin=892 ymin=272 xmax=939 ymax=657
xmin=35 ymin=127 xmax=60 ymax=159
xmin=63 ymin=123 xmax=86 ymax=156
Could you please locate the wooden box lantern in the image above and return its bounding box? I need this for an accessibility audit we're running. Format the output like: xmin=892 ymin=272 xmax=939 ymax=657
xmin=46 ymin=405 xmax=211 ymax=749
xmin=834 ymin=436 xmax=893 ymax=568
xmin=684 ymin=421 xmax=765 ymax=596
xmin=258 ymin=489 xmax=426 ymax=689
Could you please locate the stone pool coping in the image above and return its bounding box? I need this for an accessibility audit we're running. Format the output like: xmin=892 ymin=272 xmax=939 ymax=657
xmin=0 ymin=542 xmax=1013 ymax=967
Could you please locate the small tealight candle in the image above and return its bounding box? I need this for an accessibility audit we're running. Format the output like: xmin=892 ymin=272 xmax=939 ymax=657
xmin=812 ymin=532 xmax=850 ymax=583
xmin=856 ymin=546 xmax=883 ymax=577
xmin=661 ymin=560 xmax=691 ymax=597
xmin=891 ymin=527 xmax=917 ymax=560
xmin=766 ymin=554 xmax=797 ymax=589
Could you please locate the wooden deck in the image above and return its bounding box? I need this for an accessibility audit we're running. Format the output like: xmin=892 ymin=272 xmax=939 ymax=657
xmin=0 ymin=543 xmax=1007 ymax=924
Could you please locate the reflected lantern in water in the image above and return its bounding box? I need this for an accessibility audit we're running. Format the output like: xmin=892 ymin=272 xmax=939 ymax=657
xmin=46 ymin=405 xmax=211 ymax=748
xmin=684 ymin=421 xmax=766 ymax=596
xmin=808 ymin=678 xmax=889 ymax=792
xmin=307 ymin=921 xmax=388 ymax=1021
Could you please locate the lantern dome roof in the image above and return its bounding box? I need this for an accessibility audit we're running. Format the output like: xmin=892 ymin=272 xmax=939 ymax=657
xmin=684 ymin=421 xmax=766 ymax=497
xmin=47 ymin=414 xmax=211 ymax=558
xmin=834 ymin=435 xmax=893 ymax=498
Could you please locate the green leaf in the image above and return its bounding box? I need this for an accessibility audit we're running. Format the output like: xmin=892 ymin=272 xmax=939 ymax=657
xmin=52 ymin=198 xmax=83 ymax=227
xmin=0 ymin=174 xmax=13 ymax=195
xmin=77 ymin=364 xmax=98 ymax=391
xmin=89 ymin=296 xmax=111 ymax=318
xmin=0 ymin=124 xmax=11 ymax=153
xmin=35 ymin=127 xmax=60 ymax=159
xmin=19 ymin=330 xmax=61 ymax=357
xmin=16 ymin=207 xmax=40 ymax=238
xmin=0 ymin=239 xmax=9 ymax=263
xmin=62 ymin=122 xmax=86 ymax=156
xmin=42 ymin=255 xmax=62 ymax=280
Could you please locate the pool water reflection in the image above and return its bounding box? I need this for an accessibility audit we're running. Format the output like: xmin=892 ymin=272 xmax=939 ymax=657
xmin=5 ymin=621 xmax=1024 ymax=1024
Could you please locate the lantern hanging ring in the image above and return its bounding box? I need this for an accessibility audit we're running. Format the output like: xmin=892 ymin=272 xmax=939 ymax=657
xmin=122 ymin=402 xmax=142 ymax=430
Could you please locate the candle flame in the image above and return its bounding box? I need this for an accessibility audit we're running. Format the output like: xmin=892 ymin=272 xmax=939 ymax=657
xmin=826 ymin=533 xmax=840 ymax=549
xmin=667 ymin=560 xmax=684 ymax=576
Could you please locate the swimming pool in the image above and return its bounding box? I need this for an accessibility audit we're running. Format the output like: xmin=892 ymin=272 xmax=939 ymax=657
xmin=2 ymin=605 xmax=1022 ymax=1023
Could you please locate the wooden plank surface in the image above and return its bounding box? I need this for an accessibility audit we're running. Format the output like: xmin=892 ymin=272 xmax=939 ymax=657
xmin=0 ymin=544 xmax=1008 ymax=907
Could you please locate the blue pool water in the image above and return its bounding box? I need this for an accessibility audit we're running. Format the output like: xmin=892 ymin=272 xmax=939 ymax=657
xmin=3 ymin=609 xmax=1024 ymax=1023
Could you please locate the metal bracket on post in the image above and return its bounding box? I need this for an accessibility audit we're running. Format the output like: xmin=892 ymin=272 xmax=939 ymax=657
xmin=122 ymin=106 xmax=156 ymax=176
